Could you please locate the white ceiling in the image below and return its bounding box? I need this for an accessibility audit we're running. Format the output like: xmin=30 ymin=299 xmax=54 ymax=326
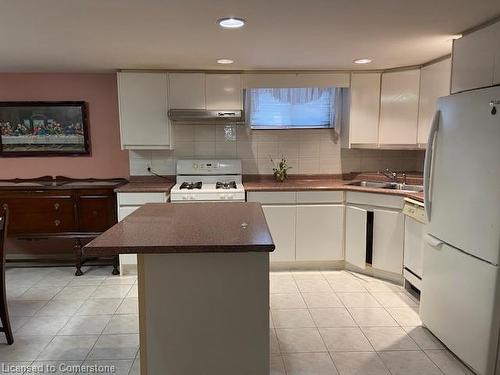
xmin=0 ymin=0 xmax=499 ymax=72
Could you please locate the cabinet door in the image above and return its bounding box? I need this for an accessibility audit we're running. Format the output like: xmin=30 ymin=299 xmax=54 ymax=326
xmin=494 ymin=22 xmax=500 ymax=85
xmin=345 ymin=206 xmax=367 ymax=269
xmin=78 ymin=195 xmax=115 ymax=232
xmin=349 ymin=73 xmax=381 ymax=145
xmin=372 ymin=209 xmax=404 ymax=274
xmin=205 ymin=74 xmax=242 ymax=109
xmin=451 ymin=24 xmax=496 ymax=93
xmin=168 ymin=73 xmax=206 ymax=109
xmin=296 ymin=205 xmax=343 ymax=261
xmin=418 ymin=59 xmax=451 ymax=145
xmin=404 ymin=216 xmax=425 ymax=278
xmin=379 ymin=70 xmax=420 ymax=145
xmin=117 ymin=72 xmax=171 ymax=149
xmin=262 ymin=205 xmax=296 ymax=262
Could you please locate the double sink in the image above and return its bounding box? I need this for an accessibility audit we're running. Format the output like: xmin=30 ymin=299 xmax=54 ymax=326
xmin=347 ymin=180 xmax=424 ymax=192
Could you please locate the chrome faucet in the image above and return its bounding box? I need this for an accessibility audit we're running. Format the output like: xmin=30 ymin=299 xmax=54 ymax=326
xmin=380 ymin=168 xmax=398 ymax=182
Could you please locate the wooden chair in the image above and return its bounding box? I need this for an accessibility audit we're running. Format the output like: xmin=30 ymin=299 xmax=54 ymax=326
xmin=0 ymin=206 xmax=13 ymax=344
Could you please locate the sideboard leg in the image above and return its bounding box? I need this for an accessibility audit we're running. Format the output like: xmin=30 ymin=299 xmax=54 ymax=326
xmin=112 ymin=255 xmax=120 ymax=275
xmin=74 ymin=239 xmax=83 ymax=276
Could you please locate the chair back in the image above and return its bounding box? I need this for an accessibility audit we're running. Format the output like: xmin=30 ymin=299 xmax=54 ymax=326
xmin=0 ymin=206 xmax=7 ymax=269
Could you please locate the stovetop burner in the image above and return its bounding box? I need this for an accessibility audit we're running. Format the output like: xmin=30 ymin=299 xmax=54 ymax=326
xmin=180 ymin=181 xmax=202 ymax=190
xmin=216 ymin=181 xmax=237 ymax=190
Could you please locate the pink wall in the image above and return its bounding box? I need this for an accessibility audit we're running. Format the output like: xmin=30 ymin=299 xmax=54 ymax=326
xmin=0 ymin=73 xmax=129 ymax=179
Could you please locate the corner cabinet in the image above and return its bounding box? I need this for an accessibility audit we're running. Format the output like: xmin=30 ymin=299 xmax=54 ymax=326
xmin=345 ymin=192 xmax=405 ymax=276
xmin=451 ymin=21 xmax=500 ymax=93
xmin=379 ymin=69 xmax=420 ymax=146
xmin=117 ymin=72 xmax=173 ymax=150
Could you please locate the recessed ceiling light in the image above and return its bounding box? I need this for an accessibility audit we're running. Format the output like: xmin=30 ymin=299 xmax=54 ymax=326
xmin=353 ymin=58 xmax=372 ymax=64
xmin=217 ymin=59 xmax=234 ymax=64
xmin=218 ymin=17 xmax=246 ymax=29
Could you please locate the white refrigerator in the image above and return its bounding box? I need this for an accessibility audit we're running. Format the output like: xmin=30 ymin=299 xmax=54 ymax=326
xmin=420 ymin=86 xmax=500 ymax=375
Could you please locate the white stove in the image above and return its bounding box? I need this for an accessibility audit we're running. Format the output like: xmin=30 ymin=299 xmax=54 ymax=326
xmin=170 ymin=159 xmax=245 ymax=202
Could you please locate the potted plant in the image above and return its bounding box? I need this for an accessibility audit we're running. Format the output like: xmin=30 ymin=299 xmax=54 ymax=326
xmin=271 ymin=157 xmax=291 ymax=182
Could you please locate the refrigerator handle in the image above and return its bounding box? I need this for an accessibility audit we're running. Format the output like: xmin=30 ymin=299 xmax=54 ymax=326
xmin=423 ymin=110 xmax=440 ymax=221
xmin=424 ymin=234 xmax=443 ymax=248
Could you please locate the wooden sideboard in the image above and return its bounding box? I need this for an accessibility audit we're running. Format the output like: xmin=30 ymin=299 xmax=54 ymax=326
xmin=0 ymin=176 xmax=127 ymax=276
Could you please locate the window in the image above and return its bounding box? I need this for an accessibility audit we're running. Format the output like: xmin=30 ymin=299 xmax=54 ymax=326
xmin=246 ymin=87 xmax=338 ymax=129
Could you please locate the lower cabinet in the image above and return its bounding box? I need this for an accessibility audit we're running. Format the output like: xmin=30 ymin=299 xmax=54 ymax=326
xmin=262 ymin=205 xmax=296 ymax=262
xmin=117 ymin=192 xmax=169 ymax=273
xmin=296 ymin=204 xmax=344 ymax=261
xmin=248 ymin=191 xmax=344 ymax=263
xmin=345 ymin=204 xmax=404 ymax=275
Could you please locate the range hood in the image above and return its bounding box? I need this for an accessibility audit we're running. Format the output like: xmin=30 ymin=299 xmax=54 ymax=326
xmin=168 ymin=109 xmax=244 ymax=124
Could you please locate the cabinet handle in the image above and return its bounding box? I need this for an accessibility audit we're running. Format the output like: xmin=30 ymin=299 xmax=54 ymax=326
xmin=1 ymin=203 xmax=7 ymax=211
xmin=54 ymin=219 xmax=61 ymax=227
xmin=92 ymin=210 xmax=99 ymax=217
xmin=54 ymin=203 xmax=60 ymax=211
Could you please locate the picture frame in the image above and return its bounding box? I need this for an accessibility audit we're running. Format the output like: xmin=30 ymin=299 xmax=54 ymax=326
xmin=0 ymin=101 xmax=91 ymax=157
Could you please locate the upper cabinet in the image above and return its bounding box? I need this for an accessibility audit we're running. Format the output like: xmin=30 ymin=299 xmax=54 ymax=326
xmin=417 ymin=58 xmax=451 ymax=146
xmin=494 ymin=23 xmax=500 ymax=85
xmin=168 ymin=73 xmax=206 ymax=109
xmin=346 ymin=73 xmax=381 ymax=146
xmin=168 ymin=73 xmax=242 ymax=110
xmin=117 ymin=72 xmax=173 ymax=150
xmin=379 ymin=69 xmax=420 ymax=145
xmin=205 ymin=74 xmax=242 ymax=109
xmin=451 ymin=21 xmax=500 ymax=93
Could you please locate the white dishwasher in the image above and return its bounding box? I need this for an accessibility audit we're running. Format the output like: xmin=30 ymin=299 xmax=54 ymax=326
xmin=402 ymin=198 xmax=426 ymax=291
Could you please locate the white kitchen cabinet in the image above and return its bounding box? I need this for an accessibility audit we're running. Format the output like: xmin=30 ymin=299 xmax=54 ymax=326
xmin=494 ymin=22 xmax=500 ymax=85
xmin=372 ymin=209 xmax=404 ymax=274
xmin=451 ymin=22 xmax=498 ymax=93
xmin=348 ymin=73 xmax=381 ymax=146
xmin=205 ymin=74 xmax=242 ymax=109
xmin=168 ymin=73 xmax=206 ymax=109
xmin=379 ymin=69 xmax=420 ymax=145
xmin=345 ymin=206 xmax=367 ymax=269
xmin=117 ymin=192 xmax=169 ymax=273
xmin=418 ymin=58 xmax=451 ymax=145
xmin=261 ymin=205 xmax=296 ymax=262
xmin=117 ymin=72 xmax=172 ymax=149
xmin=296 ymin=205 xmax=344 ymax=261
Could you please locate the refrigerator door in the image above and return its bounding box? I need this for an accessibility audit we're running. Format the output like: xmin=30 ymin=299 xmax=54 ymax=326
xmin=420 ymin=235 xmax=500 ymax=375
xmin=425 ymin=86 xmax=500 ymax=265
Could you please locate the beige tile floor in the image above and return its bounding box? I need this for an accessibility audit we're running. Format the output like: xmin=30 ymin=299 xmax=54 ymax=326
xmin=0 ymin=266 xmax=472 ymax=374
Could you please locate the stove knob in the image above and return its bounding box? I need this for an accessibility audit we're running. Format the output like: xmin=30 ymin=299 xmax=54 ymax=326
xmin=219 ymin=194 xmax=225 ymax=200
xmin=183 ymin=195 xmax=188 ymax=200
xmin=227 ymin=194 xmax=234 ymax=200
xmin=190 ymin=195 xmax=195 ymax=200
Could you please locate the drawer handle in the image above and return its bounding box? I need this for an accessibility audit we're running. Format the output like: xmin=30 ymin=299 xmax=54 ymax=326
xmin=54 ymin=219 xmax=61 ymax=227
xmin=54 ymin=203 xmax=60 ymax=211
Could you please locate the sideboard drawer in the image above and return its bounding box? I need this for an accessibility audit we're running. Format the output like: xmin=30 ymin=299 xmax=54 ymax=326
xmin=2 ymin=196 xmax=76 ymax=234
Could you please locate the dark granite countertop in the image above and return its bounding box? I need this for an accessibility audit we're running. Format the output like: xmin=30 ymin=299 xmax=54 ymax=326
xmin=243 ymin=173 xmax=424 ymax=202
xmin=114 ymin=176 xmax=175 ymax=193
xmin=83 ymin=202 xmax=275 ymax=256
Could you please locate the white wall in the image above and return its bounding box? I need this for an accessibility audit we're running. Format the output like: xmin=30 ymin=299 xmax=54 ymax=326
xmin=129 ymin=124 xmax=424 ymax=176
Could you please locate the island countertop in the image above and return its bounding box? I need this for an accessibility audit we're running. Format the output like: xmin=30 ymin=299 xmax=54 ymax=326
xmin=83 ymin=202 xmax=275 ymax=256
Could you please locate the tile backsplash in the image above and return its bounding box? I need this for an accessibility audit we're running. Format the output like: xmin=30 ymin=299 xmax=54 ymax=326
xmin=129 ymin=124 xmax=425 ymax=176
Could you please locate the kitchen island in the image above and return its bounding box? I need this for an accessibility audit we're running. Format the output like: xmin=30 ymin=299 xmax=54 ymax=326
xmin=84 ymin=202 xmax=275 ymax=375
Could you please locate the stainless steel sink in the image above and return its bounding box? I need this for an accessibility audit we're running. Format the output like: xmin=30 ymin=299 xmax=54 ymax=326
xmin=347 ymin=180 xmax=423 ymax=192
xmin=348 ymin=181 xmax=391 ymax=189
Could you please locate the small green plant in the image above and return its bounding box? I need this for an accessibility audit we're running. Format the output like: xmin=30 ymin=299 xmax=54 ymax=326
xmin=271 ymin=156 xmax=291 ymax=182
